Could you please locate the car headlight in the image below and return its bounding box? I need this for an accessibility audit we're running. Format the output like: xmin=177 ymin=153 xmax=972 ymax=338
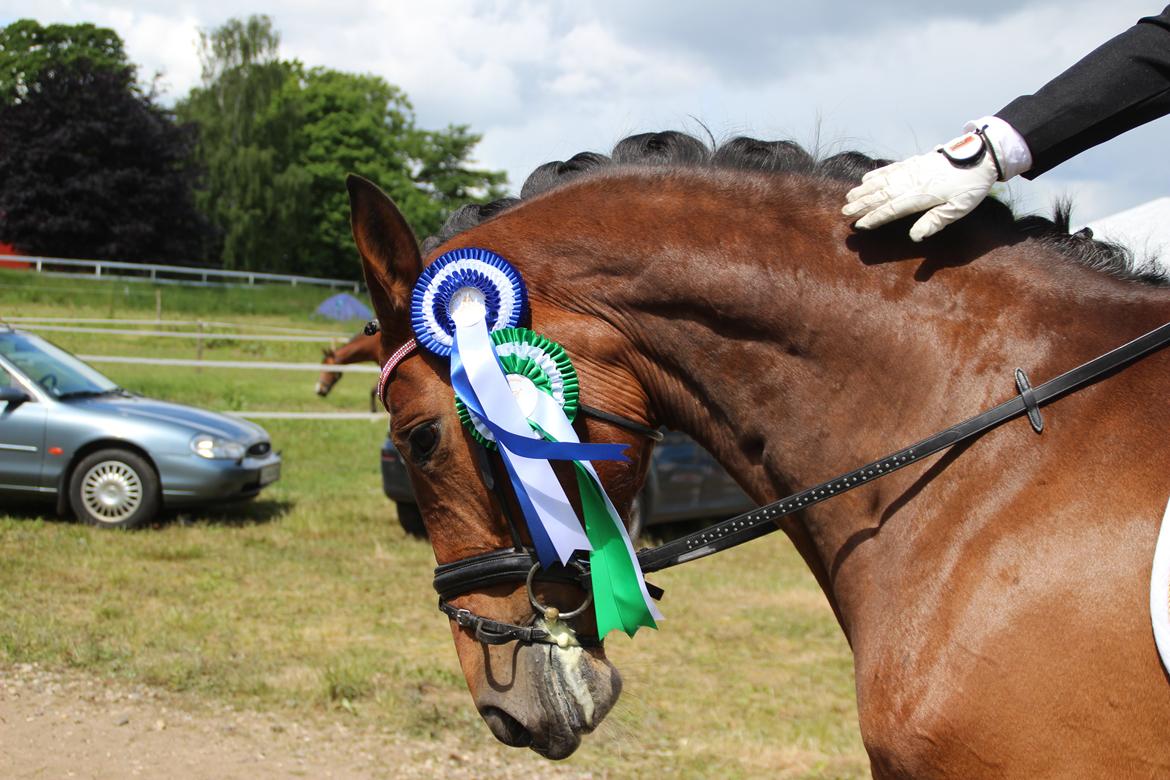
xmin=190 ymin=434 xmax=246 ymax=460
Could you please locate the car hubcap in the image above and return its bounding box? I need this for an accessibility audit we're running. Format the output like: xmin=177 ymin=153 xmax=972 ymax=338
xmin=81 ymin=461 xmax=143 ymax=522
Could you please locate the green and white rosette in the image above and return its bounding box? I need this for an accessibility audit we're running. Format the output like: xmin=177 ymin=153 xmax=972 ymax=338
xmin=456 ymin=329 xmax=578 ymax=447
xmin=457 ymin=327 xmax=662 ymax=638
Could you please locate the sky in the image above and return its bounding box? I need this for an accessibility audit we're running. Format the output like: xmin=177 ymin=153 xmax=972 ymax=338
xmin=3 ymin=0 xmax=1166 ymax=224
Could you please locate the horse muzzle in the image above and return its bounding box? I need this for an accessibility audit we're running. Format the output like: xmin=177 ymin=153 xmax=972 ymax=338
xmin=474 ymin=637 xmax=621 ymax=759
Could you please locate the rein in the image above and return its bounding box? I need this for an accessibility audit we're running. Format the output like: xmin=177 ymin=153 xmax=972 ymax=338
xmin=638 ymin=320 xmax=1170 ymax=574
xmin=379 ymin=309 xmax=1170 ymax=647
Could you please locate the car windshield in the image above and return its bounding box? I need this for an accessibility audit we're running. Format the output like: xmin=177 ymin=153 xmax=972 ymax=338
xmin=0 ymin=331 xmax=120 ymax=399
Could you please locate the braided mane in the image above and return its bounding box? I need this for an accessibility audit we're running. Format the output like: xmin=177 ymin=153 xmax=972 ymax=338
xmin=423 ymin=131 xmax=1157 ymax=284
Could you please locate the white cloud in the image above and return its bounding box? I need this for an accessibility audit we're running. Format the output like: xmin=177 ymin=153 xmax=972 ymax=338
xmin=2 ymin=0 xmax=1163 ymax=218
xmin=5 ymin=1 xmax=205 ymax=95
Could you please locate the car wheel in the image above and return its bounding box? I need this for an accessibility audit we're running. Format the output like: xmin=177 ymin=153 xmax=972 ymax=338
xmin=68 ymin=449 xmax=160 ymax=530
xmin=396 ymin=502 xmax=426 ymax=538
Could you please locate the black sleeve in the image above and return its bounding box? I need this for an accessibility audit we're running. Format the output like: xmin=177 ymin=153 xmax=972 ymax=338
xmin=995 ymin=6 xmax=1170 ymax=178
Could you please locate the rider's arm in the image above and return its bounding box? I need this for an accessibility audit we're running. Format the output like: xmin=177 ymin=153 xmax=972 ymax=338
xmin=843 ymin=6 xmax=1170 ymax=240
xmin=998 ymin=6 xmax=1170 ymax=178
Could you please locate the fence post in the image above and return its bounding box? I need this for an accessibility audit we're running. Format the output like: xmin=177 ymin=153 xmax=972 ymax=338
xmin=95 ymin=263 xmax=101 ymax=278
xmin=196 ymin=321 xmax=204 ymax=372
xmin=155 ymin=289 xmax=162 ymax=322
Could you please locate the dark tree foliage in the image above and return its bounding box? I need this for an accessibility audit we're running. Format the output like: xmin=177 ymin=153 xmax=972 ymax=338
xmin=0 ymin=27 xmax=206 ymax=262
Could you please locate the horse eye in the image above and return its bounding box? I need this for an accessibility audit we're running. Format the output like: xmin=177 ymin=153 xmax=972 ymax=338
xmin=407 ymin=421 xmax=441 ymax=462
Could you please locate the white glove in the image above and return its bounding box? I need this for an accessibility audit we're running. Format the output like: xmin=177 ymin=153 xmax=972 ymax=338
xmin=843 ymin=117 xmax=1033 ymax=241
xmin=842 ymin=132 xmax=1000 ymax=242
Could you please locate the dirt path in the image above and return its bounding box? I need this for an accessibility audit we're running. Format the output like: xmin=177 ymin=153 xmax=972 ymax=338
xmin=0 ymin=664 xmax=595 ymax=779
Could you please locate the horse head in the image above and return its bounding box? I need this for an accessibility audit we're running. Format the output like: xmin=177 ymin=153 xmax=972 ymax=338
xmin=348 ymin=175 xmax=657 ymax=758
xmin=316 ymin=348 xmax=341 ymax=396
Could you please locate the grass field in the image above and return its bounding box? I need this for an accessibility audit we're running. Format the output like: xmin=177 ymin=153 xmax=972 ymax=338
xmin=0 ymin=271 xmax=868 ymax=778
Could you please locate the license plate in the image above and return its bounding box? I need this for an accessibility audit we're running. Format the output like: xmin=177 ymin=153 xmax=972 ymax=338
xmin=259 ymin=462 xmax=281 ymax=486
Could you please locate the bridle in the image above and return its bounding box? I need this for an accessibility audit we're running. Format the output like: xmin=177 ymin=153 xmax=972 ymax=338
xmin=379 ymin=336 xmax=663 ymax=648
xmin=381 ymin=320 xmax=1170 ymax=648
xmin=435 ymin=421 xmax=658 ymax=648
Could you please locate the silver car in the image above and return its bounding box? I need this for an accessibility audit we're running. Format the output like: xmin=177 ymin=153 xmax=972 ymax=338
xmin=0 ymin=326 xmax=281 ymax=528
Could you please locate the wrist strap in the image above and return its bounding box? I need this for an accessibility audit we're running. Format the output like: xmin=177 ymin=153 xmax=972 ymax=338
xmin=964 ymin=116 xmax=1032 ymax=179
xmin=974 ymin=125 xmax=1005 ymax=181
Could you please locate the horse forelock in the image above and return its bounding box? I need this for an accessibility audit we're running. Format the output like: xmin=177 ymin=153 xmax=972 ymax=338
xmin=426 ymin=130 xmax=1158 ymax=285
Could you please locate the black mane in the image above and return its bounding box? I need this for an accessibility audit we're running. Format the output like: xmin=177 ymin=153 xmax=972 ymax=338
xmin=422 ymin=130 xmax=1156 ymax=284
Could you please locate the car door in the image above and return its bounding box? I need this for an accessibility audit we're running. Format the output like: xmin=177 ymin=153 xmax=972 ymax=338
xmin=0 ymin=365 xmax=47 ymax=492
xmin=651 ymin=432 xmax=704 ymax=517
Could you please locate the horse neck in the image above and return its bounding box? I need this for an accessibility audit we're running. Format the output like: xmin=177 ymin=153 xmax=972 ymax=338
xmin=653 ymin=258 xmax=1167 ymax=638
xmin=486 ymin=169 xmax=1170 ymax=636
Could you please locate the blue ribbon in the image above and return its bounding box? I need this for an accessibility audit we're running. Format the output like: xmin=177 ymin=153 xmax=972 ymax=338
xmin=449 ymin=347 xmax=629 ymax=464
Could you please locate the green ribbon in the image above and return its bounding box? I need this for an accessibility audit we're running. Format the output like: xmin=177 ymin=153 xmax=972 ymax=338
xmin=573 ymin=463 xmax=658 ymax=637
xmin=529 ymin=418 xmax=659 ymax=639
xmin=457 ymin=327 xmax=660 ymax=639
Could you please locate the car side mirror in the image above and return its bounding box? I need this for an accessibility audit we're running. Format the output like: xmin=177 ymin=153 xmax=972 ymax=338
xmin=0 ymin=386 xmax=30 ymax=404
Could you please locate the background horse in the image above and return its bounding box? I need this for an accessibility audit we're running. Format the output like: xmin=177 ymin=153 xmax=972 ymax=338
xmin=350 ymin=131 xmax=1170 ymax=775
xmin=315 ymin=331 xmax=384 ymax=409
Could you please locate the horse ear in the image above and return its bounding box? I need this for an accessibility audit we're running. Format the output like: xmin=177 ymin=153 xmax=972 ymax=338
xmin=347 ymin=174 xmax=422 ymax=319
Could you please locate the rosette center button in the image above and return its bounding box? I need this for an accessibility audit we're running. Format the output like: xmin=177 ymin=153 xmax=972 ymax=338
xmin=506 ymin=374 xmax=540 ymax=419
xmin=451 ymin=286 xmax=487 ymax=327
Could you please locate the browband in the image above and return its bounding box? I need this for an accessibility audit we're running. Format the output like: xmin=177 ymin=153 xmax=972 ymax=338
xmin=376 ymin=338 xmax=419 ymax=410
xmin=377 ymin=338 xmax=663 ymax=443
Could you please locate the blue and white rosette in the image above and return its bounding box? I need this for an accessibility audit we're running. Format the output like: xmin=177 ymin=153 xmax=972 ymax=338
xmin=412 ymin=248 xmax=629 ymax=567
xmin=412 ymin=247 xmax=528 ymax=358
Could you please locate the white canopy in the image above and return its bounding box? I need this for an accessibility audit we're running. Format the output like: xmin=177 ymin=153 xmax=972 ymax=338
xmin=1082 ymin=197 xmax=1170 ymax=274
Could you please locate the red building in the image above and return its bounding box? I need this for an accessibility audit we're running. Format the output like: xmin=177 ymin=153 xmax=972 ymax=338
xmin=0 ymin=241 xmax=26 ymax=269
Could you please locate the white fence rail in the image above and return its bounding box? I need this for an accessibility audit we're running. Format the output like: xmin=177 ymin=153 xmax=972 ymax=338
xmin=79 ymin=355 xmax=379 ymax=373
xmin=23 ymin=324 xmax=345 ymax=343
xmin=3 ymin=317 xmax=348 ymax=337
xmin=1 ymin=254 xmax=362 ymax=292
xmin=227 ymin=411 xmax=384 ymax=421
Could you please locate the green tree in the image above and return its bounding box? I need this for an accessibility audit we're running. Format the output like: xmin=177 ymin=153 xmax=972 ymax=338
xmin=177 ymin=16 xmax=306 ymax=272
xmin=0 ymin=21 xmax=205 ymax=262
xmin=0 ymin=19 xmax=130 ymax=105
xmin=413 ymin=123 xmax=508 ymax=229
xmin=179 ymin=15 xmax=506 ymax=279
xmin=288 ymin=67 xmax=506 ymax=277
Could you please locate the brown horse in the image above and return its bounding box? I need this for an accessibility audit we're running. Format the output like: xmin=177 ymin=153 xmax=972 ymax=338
xmin=315 ymin=332 xmax=384 ymax=406
xmin=350 ymin=131 xmax=1170 ymax=775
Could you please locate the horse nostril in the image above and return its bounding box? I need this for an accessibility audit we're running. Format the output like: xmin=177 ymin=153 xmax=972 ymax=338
xmin=480 ymin=706 xmax=533 ymax=748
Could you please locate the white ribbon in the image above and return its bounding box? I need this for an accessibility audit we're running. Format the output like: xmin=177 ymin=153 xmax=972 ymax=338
xmin=453 ymin=295 xmax=591 ymax=564
xmin=529 ymin=391 xmax=664 ymax=622
xmin=1150 ymin=495 xmax=1170 ymax=674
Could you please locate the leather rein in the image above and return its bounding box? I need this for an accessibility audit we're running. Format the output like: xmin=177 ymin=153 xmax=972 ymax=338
xmin=378 ymin=320 xmax=1170 ymax=648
